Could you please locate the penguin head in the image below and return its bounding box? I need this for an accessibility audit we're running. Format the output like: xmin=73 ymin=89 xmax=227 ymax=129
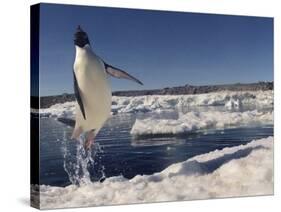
xmin=74 ymin=25 xmax=90 ymax=48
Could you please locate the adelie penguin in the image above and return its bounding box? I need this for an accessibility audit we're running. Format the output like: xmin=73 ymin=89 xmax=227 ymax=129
xmin=72 ymin=25 xmax=143 ymax=149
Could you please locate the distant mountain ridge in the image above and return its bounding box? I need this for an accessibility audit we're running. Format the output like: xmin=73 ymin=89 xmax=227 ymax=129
xmin=35 ymin=82 xmax=273 ymax=109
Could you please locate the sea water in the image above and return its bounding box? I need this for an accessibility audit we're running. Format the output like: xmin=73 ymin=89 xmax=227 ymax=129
xmin=39 ymin=108 xmax=273 ymax=187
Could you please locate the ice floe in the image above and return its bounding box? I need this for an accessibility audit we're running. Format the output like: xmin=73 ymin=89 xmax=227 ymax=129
xmin=131 ymin=110 xmax=273 ymax=136
xmin=40 ymin=101 xmax=76 ymax=118
xmin=39 ymin=136 xmax=273 ymax=209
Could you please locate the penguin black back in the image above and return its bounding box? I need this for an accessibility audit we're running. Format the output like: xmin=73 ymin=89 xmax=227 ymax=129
xmin=74 ymin=25 xmax=90 ymax=48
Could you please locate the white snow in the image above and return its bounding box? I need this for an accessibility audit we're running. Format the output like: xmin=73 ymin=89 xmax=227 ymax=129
xmin=39 ymin=136 xmax=273 ymax=209
xmin=131 ymin=110 xmax=273 ymax=136
xmin=40 ymin=90 xmax=273 ymax=117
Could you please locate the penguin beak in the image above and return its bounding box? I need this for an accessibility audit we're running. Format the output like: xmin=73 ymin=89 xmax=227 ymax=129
xmin=74 ymin=25 xmax=90 ymax=48
xmin=77 ymin=25 xmax=82 ymax=32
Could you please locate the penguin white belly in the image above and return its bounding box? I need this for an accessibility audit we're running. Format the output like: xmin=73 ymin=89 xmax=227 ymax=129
xmin=74 ymin=50 xmax=112 ymax=135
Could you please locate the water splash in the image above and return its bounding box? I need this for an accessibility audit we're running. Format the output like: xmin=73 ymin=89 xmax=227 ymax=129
xmin=61 ymin=131 xmax=105 ymax=186
xmin=100 ymin=165 xmax=106 ymax=181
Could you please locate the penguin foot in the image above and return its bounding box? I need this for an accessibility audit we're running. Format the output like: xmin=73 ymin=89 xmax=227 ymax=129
xmin=84 ymin=130 xmax=95 ymax=150
xmin=84 ymin=138 xmax=94 ymax=150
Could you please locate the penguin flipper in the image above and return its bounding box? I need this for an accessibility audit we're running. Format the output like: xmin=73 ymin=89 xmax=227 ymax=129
xmin=73 ymin=71 xmax=86 ymax=120
xmin=104 ymin=62 xmax=143 ymax=85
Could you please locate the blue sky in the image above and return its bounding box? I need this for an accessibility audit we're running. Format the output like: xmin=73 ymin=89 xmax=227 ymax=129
xmin=38 ymin=3 xmax=273 ymax=96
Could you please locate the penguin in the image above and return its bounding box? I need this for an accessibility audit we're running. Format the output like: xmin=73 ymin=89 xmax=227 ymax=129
xmin=72 ymin=25 xmax=143 ymax=149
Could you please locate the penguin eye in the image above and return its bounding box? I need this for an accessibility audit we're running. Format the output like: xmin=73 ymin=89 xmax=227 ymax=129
xmin=74 ymin=31 xmax=90 ymax=47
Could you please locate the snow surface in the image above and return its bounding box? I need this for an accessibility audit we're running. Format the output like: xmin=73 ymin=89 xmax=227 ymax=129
xmin=131 ymin=110 xmax=273 ymax=136
xmin=39 ymin=136 xmax=273 ymax=209
xmin=40 ymin=90 xmax=273 ymax=118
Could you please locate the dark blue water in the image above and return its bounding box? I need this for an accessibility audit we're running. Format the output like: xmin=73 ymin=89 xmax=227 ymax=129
xmin=39 ymin=111 xmax=273 ymax=187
